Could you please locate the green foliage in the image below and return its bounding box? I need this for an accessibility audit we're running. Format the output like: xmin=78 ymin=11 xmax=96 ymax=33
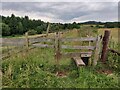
xmin=17 ymin=22 xmax=24 ymax=34
xmin=27 ymin=29 xmax=37 ymax=35
xmin=104 ymin=22 xmax=119 ymax=28
xmin=1 ymin=14 xmax=81 ymax=36
xmin=1 ymin=23 xmax=11 ymax=36
xmin=107 ymin=41 xmax=120 ymax=73
xmin=69 ymin=70 xmax=79 ymax=78
xmin=35 ymin=26 xmax=43 ymax=34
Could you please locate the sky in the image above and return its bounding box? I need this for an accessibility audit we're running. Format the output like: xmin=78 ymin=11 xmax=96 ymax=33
xmin=0 ymin=1 xmax=119 ymax=23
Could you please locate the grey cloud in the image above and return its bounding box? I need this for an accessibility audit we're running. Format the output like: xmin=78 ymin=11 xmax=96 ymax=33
xmin=1 ymin=2 xmax=118 ymax=22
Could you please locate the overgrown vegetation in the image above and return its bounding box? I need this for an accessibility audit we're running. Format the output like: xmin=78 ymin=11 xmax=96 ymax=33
xmin=1 ymin=48 xmax=119 ymax=88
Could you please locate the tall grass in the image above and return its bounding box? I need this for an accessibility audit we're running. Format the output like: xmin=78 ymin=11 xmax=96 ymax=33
xmin=1 ymin=47 xmax=119 ymax=88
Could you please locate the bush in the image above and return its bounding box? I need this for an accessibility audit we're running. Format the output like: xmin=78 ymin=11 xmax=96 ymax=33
xmin=27 ymin=29 xmax=37 ymax=35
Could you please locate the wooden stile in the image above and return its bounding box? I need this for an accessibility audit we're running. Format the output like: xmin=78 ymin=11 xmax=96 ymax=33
xmin=72 ymin=57 xmax=85 ymax=67
xmin=25 ymin=32 xmax=29 ymax=51
xmin=92 ymin=36 xmax=101 ymax=66
xmin=62 ymin=52 xmax=92 ymax=58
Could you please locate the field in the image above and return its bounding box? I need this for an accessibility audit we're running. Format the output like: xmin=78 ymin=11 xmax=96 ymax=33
xmin=98 ymin=28 xmax=119 ymax=42
xmin=1 ymin=27 xmax=120 ymax=88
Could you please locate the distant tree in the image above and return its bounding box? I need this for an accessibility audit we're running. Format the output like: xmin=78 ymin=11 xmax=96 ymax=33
xmin=9 ymin=14 xmax=18 ymax=34
xmin=17 ymin=22 xmax=24 ymax=34
xmin=104 ymin=22 xmax=119 ymax=28
xmin=28 ymin=29 xmax=37 ymax=35
xmin=1 ymin=23 xmax=11 ymax=36
xmin=35 ymin=26 xmax=43 ymax=34
xmin=72 ymin=22 xmax=80 ymax=29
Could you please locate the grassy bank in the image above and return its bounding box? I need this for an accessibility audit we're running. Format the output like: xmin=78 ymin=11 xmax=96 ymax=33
xmin=1 ymin=48 xmax=119 ymax=88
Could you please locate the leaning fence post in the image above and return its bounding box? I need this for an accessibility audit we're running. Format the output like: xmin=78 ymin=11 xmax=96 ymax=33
xmin=46 ymin=23 xmax=50 ymax=37
xmin=101 ymin=30 xmax=110 ymax=63
xmin=54 ymin=32 xmax=61 ymax=66
xmin=25 ymin=32 xmax=29 ymax=51
xmin=93 ymin=36 xmax=101 ymax=66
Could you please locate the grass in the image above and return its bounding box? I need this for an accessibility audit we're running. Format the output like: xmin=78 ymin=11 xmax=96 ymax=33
xmin=1 ymin=47 xmax=119 ymax=88
xmin=1 ymin=27 xmax=120 ymax=88
xmin=98 ymin=28 xmax=118 ymax=42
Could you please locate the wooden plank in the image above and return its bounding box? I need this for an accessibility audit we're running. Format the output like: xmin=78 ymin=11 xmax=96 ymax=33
xmin=32 ymin=44 xmax=54 ymax=48
xmin=81 ymin=53 xmax=92 ymax=57
xmin=2 ymin=38 xmax=25 ymax=46
xmin=72 ymin=57 xmax=85 ymax=67
xmin=108 ymin=48 xmax=120 ymax=56
xmin=25 ymin=32 xmax=29 ymax=50
xmin=62 ymin=52 xmax=92 ymax=58
xmin=46 ymin=23 xmax=50 ymax=36
xmin=61 ymin=37 xmax=97 ymax=42
xmin=55 ymin=32 xmax=61 ymax=65
xmin=61 ymin=45 xmax=95 ymax=50
xmin=29 ymin=38 xmax=54 ymax=44
xmin=93 ymin=36 xmax=101 ymax=66
xmin=2 ymin=43 xmax=25 ymax=47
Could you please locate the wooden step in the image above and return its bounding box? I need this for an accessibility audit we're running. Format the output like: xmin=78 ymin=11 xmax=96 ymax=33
xmin=72 ymin=57 xmax=85 ymax=67
xmin=81 ymin=53 xmax=92 ymax=57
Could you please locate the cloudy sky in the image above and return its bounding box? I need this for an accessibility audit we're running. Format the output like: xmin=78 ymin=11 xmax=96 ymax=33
xmin=1 ymin=1 xmax=119 ymax=23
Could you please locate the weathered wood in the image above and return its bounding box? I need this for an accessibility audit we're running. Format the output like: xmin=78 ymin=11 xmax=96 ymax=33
xmin=81 ymin=53 xmax=92 ymax=57
xmin=25 ymin=32 xmax=29 ymax=50
xmin=54 ymin=32 xmax=61 ymax=66
xmin=29 ymin=38 xmax=54 ymax=44
xmin=32 ymin=44 xmax=54 ymax=48
xmin=2 ymin=43 xmax=24 ymax=47
xmin=61 ymin=45 xmax=95 ymax=50
xmin=46 ymin=23 xmax=50 ymax=36
xmin=62 ymin=52 xmax=92 ymax=58
xmin=108 ymin=48 xmax=120 ymax=56
xmin=72 ymin=57 xmax=85 ymax=67
xmin=101 ymin=30 xmax=111 ymax=63
xmin=55 ymin=32 xmax=61 ymax=61
xmin=61 ymin=37 xmax=97 ymax=42
xmin=2 ymin=38 xmax=25 ymax=46
xmin=93 ymin=36 xmax=101 ymax=66
xmin=54 ymin=33 xmax=57 ymax=59
xmin=57 ymin=32 xmax=61 ymax=60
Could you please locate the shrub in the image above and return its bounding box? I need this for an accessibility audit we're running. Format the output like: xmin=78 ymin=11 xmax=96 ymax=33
xmin=27 ymin=29 xmax=37 ymax=35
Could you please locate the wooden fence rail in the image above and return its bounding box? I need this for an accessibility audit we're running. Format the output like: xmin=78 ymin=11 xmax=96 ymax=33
xmin=108 ymin=48 xmax=120 ymax=56
xmin=61 ymin=45 xmax=95 ymax=50
xmin=61 ymin=37 xmax=97 ymax=42
xmin=1 ymin=31 xmax=101 ymax=67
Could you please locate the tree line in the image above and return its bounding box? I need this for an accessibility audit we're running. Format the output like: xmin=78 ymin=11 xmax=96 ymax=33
xmin=0 ymin=14 xmax=119 ymax=36
xmin=0 ymin=14 xmax=80 ymax=36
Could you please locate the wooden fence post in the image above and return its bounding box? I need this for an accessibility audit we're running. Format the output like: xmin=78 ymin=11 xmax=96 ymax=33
xmin=25 ymin=32 xmax=29 ymax=51
xmin=101 ymin=30 xmax=110 ymax=63
xmin=54 ymin=32 xmax=61 ymax=65
xmin=87 ymin=35 xmax=92 ymax=66
xmin=93 ymin=36 xmax=101 ymax=66
xmin=46 ymin=23 xmax=50 ymax=36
